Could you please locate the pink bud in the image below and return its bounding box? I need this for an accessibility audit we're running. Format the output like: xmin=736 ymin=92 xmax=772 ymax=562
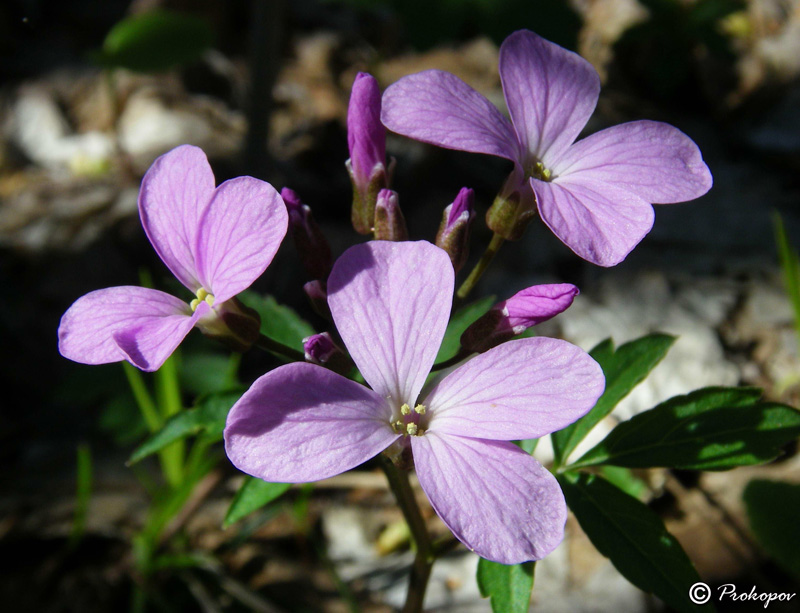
xmin=435 ymin=187 xmax=474 ymax=272
xmin=374 ymin=189 xmax=408 ymax=241
xmin=347 ymin=72 xmax=389 ymax=234
xmin=461 ymin=284 xmax=579 ymax=353
xmin=303 ymin=332 xmax=354 ymax=375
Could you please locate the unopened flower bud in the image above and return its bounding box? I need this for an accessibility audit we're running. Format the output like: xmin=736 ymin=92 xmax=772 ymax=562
xmin=195 ymin=297 xmax=261 ymax=352
xmin=461 ymin=284 xmax=578 ymax=353
xmin=485 ymin=169 xmax=537 ymax=240
xmin=303 ymin=332 xmax=355 ymax=375
xmin=347 ymin=72 xmax=389 ymax=234
xmin=304 ymin=280 xmax=331 ymax=320
xmin=373 ymin=189 xmax=408 ymax=241
xmin=435 ymin=187 xmax=474 ymax=272
xmin=282 ymin=187 xmax=332 ymax=280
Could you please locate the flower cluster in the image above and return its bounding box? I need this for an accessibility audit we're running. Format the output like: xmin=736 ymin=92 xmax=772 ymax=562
xmin=58 ymin=28 xmax=712 ymax=567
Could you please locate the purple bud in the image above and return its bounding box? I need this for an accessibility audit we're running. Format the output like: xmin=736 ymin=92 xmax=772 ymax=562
xmin=373 ymin=189 xmax=408 ymax=241
xmin=435 ymin=187 xmax=474 ymax=272
xmin=348 ymin=73 xmax=385 ymax=184
xmin=460 ymin=284 xmax=579 ymax=353
xmin=303 ymin=332 xmax=354 ymax=375
xmin=303 ymin=280 xmax=331 ymax=321
xmin=281 ymin=187 xmax=332 ymax=280
xmin=347 ymin=72 xmax=389 ymax=235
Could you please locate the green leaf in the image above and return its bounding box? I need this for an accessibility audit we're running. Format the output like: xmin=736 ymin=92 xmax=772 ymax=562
xmin=477 ymin=558 xmax=534 ymax=613
xmin=129 ymin=391 xmax=240 ymax=464
xmin=743 ymin=480 xmax=800 ymax=578
xmin=97 ymin=9 xmax=215 ymax=73
xmin=559 ymin=472 xmax=708 ymax=613
xmin=571 ymin=387 xmax=800 ymax=470
xmin=599 ymin=466 xmax=649 ymax=500
xmin=239 ymin=291 xmax=315 ymax=354
xmin=552 ymin=334 xmax=676 ymax=465
xmin=224 ymin=477 xmax=292 ymax=528
xmin=435 ymin=296 xmax=495 ymax=363
xmin=179 ymin=352 xmax=240 ymax=396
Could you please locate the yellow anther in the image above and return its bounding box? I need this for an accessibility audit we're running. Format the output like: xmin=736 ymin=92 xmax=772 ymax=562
xmin=533 ymin=161 xmax=551 ymax=181
xmin=406 ymin=423 xmax=418 ymax=436
xmin=400 ymin=403 xmax=412 ymax=415
xmin=190 ymin=288 xmax=216 ymax=312
xmin=414 ymin=404 xmax=426 ymax=415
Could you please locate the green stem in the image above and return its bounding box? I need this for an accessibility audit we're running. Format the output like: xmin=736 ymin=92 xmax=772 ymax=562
xmin=155 ymin=355 xmax=184 ymax=488
xmin=431 ymin=349 xmax=469 ymax=372
xmin=456 ymin=233 xmax=505 ymax=300
xmin=123 ymin=363 xmax=162 ymax=432
xmin=380 ymin=455 xmax=434 ymax=613
xmin=254 ymin=333 xmax=306 ymax=362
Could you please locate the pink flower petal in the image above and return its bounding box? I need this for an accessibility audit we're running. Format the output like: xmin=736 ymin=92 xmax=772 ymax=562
xmin=552 ymin=120 xmax=713 ymax=203
xmin=58 ymin=286 xmax=193 ymax=367
xmin=139 ymin=145 xmax=215 ymax=292
xmin=533 ymin=175 xmax=655 ymax=267
xmin=195 ymin=177 xmax=287 ymax=303
xmin=381 ymin=70 xmax=521 ymax=162
xmin=328 ymin=241 xmax=453 ymax=405
xmin=113 ymin=303 xmax=207 ymax=372
xmin=412 ymin=433 xmax=567 ymax=564
xmin=425 ymin=338 xmax=604 ymax=440
xmin=499 ymin=30 xmax=600 ymax=165
xmin=224 ymin=363 xmax=399 ymax=482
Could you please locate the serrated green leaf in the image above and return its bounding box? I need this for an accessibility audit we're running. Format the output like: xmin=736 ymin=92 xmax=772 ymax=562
xmin=129 ymin=391 xmax=240 ymax=464
xmin=98 ymin=10 xmax=215 ymax=73
xmin=744 ymin=479 xmax=800 ymax=578
xmin=559 ymin=472 xmax=708 ymax=613
xmin=436 ymin=295 xmax=495 ymax=363
xmin=477 ymin=558 xmax=534 ymax=613
xmin=552 ymin=334 xmax=676 ymax=466
xmin=224 ymin=477 xmax=292 ymax=528
xmin=571 ymin=387 xmax=800 ymax=470
xmin=239 ymin=291 xmax=315 ymax=354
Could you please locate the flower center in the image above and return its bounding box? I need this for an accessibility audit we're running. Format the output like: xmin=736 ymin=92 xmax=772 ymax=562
xmin=528 ymin=161 xmax=552 ymax=182
xmin=391 ymin=403 xmax=427 ymax=437
xmin=190 ymin=288 xmax=215 ymax=312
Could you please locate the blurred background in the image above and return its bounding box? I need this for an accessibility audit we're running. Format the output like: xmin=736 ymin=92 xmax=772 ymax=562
xmin=1 ymin=0 xmax=799 ymax=611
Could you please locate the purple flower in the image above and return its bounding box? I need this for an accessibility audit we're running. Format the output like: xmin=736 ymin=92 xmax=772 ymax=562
xmin=58 ymin=145 xmax=288 ymax=371
xmin=225 ymin=241 xmax=604 ymax=563
xmin=461 ymin=283 xmax=579 ymax=354
xmin=381 ymin=30 xmax=713 ymax=266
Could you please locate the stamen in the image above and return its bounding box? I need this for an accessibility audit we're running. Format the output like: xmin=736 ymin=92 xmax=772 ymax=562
xmin=406 ymin=423 xmax=418 ymax=436
xmin=414 ymin=404 xmax=426 ymax=415
xmin=400 ymin=403 xmax=411 ymax=415
xmin=531 ymin=161 xmax=552 ymax=181
xmin=189 ymin=288 xmax=216 ymax=312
